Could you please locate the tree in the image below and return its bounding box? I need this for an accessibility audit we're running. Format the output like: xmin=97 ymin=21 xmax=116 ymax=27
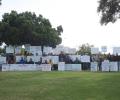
xmin=77 ymin=43 xmax=94 ymax=55
xmin=0 ymin=11 xmax=63 ymax=52
xmin=97 ymin=0 xmax=120 ymax=25
xmin=0 ymin=0 xmax=1 ymax=5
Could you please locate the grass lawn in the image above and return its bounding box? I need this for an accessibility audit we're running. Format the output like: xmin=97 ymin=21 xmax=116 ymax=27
xmin=0 ymin=71 xmax=120 ymax=100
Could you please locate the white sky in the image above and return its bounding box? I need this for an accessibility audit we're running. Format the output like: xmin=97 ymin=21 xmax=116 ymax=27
xmin=1 ymin=0 xmax=120 ymax=52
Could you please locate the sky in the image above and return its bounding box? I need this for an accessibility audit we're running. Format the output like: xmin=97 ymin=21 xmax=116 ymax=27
xmin=1 ymin=0 xmax=120 ymax=52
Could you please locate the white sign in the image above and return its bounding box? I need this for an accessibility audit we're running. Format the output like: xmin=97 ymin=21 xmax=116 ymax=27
xmin=50 ymin=56 xmax=59 ymax=64
xmin=110 ymin=62 xmax=118 ymax=71
xmin=69 ymin=55 xmax=80 ymax=61
xmin=80 ymin=55 xmax=90 ymax=63
xmin=65 ymin=64 xmax=81 ymax=71
xmin=101 ymin=61 xmax=110 ymax=71
xmin=101 ymin=46 xmax=107 ymax=52
xmin=65 ymin=64 xmax=72 ymax=70
xmin=58 ymin=62 xmax=65 ymax=71
xmin=91 ymin=62 xmax=98 ymax=71
xmin=27 ymin=56 xmax=42 ymax=62
xmin=41 ymin=64 xmax=51 ymax=71
xmin=6 ymin=46 xmax=14 ymax=53
xmin=43 ymin=47 xmax=52 ymax=54
xmin=15 ymin=46 xmax=22 ymax=54
xmin=25 ymin=44 xmax=30 ymax=52
xmin=30 ymin=46 xmax=42 ymax=56
xmin=71 ymin=64 xmax=81 ymax=71
xmin=16 ymin=56 xmax=24 ymax=63
xmin=113 ymin=47 xmax=120 ymax=54
xmin=0 ymin=57 xmax=6 ymax=64
xmin=91 ymin=47 xmax=99 ymax=54
xmin=2 ymin=64 xmax=51 ymax=71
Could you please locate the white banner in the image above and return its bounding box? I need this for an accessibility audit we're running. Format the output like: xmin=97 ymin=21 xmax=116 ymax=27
xmin=16 ymin=56 xmax=24 ymax=63
xmin=101 ymin=46 xmax=107 ymax=52
xmin=110 ymin=62 xmax=118 ymax=71
xmin=0 ymin=57 xmax=6 ymax=64
xmin=30 ymin=46 xmax=42 ymax=56
xmin=91 ymin=62 xmax=98 ymax=71
xmin=6 ymin=46 xmax=14 ymax=53
xmin=69 ymin=55 xmax=80 ymax=61
xmin=2 ymin=64 xmax=51 ymax=71
xmin=91 ymin=47 xmax=99 ymax=54
xmin=101 ymin=61 xmax=110 ymax=71
xmin=71 ymin=64 xmax=81 ymax=71
xmin=113 ymin=47 xmax=120 ymax=54
xmin=41 ymin=56 xmax=59 ymax=64
xmin=27 ymin=56 xmax=42 ymax=62
xmin=65 ymin=64 xmax=81 ymax=71
xmin=15 ymin=46 xmax=22 ymax=54
xmin=50 ymin=56 xmax=59 ymax=64
xmin=58 ymin=62 xmax=65 ymax=71
xmin=80 ymin=55 xmax=90 ymax=63
xmin=65 ymin=64 xmax=72 ymax=70
xmin=41 ymin=64 xmax=51 ymax=71
xmin=43 ymin=47 xmax=52 ymax=54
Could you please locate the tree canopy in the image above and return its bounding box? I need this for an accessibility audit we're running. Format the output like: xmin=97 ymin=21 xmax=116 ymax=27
xmin=0 ymin=11 xmax=63 ymax=48
xmin=98 ymin=0 xmax=120 ymax=25
xmin=77 ymin=43 xmax=94 ymax=55
xmin=0 ymin=0 xmax=1 ymax=5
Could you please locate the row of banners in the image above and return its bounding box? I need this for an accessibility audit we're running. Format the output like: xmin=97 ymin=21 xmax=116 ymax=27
xmin=6 ymin=45 xmax=120 ymax=55
xmin=1 ymin=61 xmax=120 ymax=72
xmin=6 ymin=45 xmax=76 ymax=55
xmin=0 ymin=55 xmax=91 ymax=64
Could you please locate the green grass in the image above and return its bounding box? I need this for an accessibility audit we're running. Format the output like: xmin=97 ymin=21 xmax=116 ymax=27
xmin=0 ymin=71 xmax=120 ymax=100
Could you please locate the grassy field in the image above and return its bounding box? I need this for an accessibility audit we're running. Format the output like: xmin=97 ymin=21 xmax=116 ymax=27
xmin=0 ymin=71 xmax=120 ymax=100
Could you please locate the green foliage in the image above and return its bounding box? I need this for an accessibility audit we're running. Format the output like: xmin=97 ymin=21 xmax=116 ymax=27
xmin=77 ymin=43 xmax=94 ymax=55
xmin=0 ymin=72 xmax=120 ymax=100
xmin=98 ymin=0 xmax=120 ymax=25
xmin=0 ymin=0 xmax=1 ymax=5
xmin=0 ymin=11 xmax=63 ymax=48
